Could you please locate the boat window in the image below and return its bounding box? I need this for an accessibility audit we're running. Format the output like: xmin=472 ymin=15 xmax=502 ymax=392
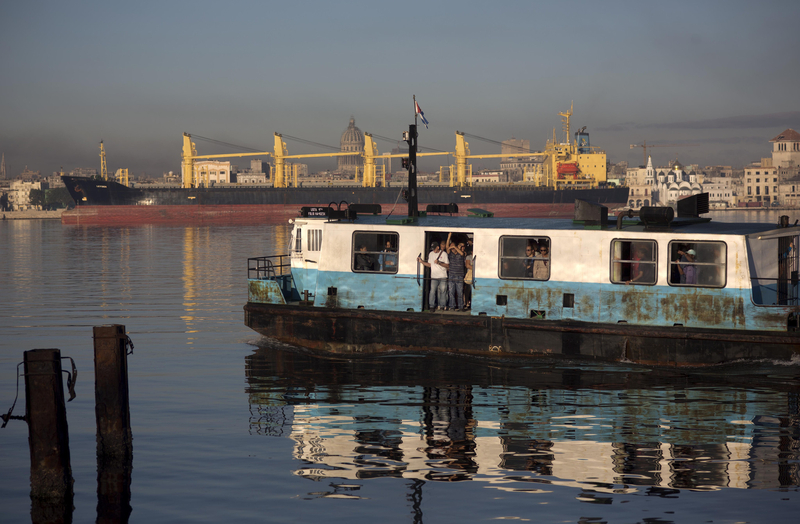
xmin=611 ymin=239 xmax=657 ymax=285
xmin=308 ymin=229 xmax=322 ymax=252
xmin=668 ymin=241 xmax=726 ymax=288
xmin=293 ymin=228 xmax=302 ymax=253
xmin=499 ymin=236 xmax=550 ymax=280
xmin=352 ymin=231 xmax=399 ymax=273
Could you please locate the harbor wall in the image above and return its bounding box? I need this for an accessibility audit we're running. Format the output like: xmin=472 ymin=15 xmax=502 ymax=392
xmin=2 ymin=210 xmax=63 ymax=220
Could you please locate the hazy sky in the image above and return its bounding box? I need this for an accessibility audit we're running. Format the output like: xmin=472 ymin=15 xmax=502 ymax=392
xmin=1 ymin=0 xmax=798 ymax=177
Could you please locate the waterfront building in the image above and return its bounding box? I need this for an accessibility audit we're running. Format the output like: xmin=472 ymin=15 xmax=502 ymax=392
xmin=653 ymin=160 xmax=702 ymax=205
xmin=473 ymin=170 xmax=504 ymax=184
xmin=771 ymin=129 xmax=800 ymax=169
xmin=500 ymin=138 xmax=540 ymax=182
xmin=194 ymin=160 xmax=231 ymax=185
xmin=743 ymin=159 xmax=779 ymax=205
xmin=741 ymin=130 xmax=800 ymax=206
xmin=69 ymin=167 xmax=98 ymax=178
xmin=338 ymin=117 xmax=364 ymax=177
xmin=236 ymin=159 xmax=270 ymax=185
xmin=18 ymin=167 xmax=42 ymax=181
xmin=701 ymin=176 xmax=737 ymax=208
xmin=779 ymin=176 xmax=800 ymax=207
xmin=9 ymin=179 xmax=48 ymax=210
xmin=43 ymin=174 xmax=65 ymax=188
xmin=625 ymin=157 xmax=702 ymax=209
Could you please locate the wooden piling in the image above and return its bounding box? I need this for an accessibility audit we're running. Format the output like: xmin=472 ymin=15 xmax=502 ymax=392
xmin=93 ymin=325 xmax=133 ymax=459
xmin=23 ymin=348 xmax=74 ymax=501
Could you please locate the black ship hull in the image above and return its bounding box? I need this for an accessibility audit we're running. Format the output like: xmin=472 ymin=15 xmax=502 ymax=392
xmin=60 ymin=176 xmax=629 ymax=225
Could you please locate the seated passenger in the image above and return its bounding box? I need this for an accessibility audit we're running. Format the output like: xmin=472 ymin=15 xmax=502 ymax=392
xmin=355 ymin=245 xmax=376 ymax=271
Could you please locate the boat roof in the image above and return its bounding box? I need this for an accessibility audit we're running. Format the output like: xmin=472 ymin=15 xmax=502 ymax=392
xmin=304 ymin=213 xmax=798 ymax=237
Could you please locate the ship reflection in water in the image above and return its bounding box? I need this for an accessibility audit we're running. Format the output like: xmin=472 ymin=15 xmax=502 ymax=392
xmin=245 ymin=344 xmax=800 ymax=496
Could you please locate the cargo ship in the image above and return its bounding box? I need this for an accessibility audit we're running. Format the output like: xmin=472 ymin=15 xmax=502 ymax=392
xmin=61 ymin=104 xmax=629 ymax=225
xmin=59 ymin=175 xmax=629 ymax=225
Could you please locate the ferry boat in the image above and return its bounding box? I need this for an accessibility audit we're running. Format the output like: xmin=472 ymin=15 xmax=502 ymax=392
xmin=244 ymin=194 xmax=800 ymax=367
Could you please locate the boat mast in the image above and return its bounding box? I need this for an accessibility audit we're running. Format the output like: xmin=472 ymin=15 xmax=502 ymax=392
xmin=407 ymin=96 xmax=419 ymax=218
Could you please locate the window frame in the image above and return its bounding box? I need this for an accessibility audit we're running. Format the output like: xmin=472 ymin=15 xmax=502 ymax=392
xmin=610 ymin=239 xmax=658 ymax=285
xmin=351 ymin=231 xmax=399 ymax=274
xmin=498 ymin=235 xmax=551 ymax=281
xmin=667 ymin=240 xmax=727 ymax=288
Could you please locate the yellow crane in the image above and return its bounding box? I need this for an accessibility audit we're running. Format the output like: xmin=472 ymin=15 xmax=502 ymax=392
xmin=630 ymin=140 xmax=699 ymax=166
xmin=181 ymin=133 xmax=361 ymax=189
xmin=182 ymin=102 xmax=602 ymax=190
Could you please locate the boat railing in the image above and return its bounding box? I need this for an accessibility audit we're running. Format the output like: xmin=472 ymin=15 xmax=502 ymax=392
xmin=248 ymin=255 xmax=291 ymax=280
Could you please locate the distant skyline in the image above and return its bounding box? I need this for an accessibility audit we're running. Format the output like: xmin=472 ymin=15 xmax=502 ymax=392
xmin=1 ymin=1 xmax=798 ymax=177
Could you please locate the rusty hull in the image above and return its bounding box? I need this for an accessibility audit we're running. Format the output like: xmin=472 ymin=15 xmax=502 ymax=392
xmin=244 ymin=302 xmax=800 ymax=367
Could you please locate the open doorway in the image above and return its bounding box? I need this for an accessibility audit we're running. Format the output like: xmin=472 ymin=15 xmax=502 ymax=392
xmin=421 ymin=231 xmax=474 ymax=311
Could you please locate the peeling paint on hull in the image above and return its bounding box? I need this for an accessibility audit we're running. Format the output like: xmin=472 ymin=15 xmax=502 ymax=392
xmin=244 ymin=302 xmax=800 ymax=367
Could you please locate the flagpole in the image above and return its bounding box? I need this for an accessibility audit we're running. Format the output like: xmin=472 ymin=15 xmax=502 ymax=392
xmin=413 ymin=94 xmax=417 ymax=127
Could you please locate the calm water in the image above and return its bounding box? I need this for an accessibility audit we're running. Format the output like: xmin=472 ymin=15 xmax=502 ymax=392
xmin=1 ymin=213 xmax=800 ymax=523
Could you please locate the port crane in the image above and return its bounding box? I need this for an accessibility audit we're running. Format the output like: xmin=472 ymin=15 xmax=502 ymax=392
xmin=181 ymin=133 xmax=361 ymax=189
xmin=180 ymin=103 xmax=605 ymax=189
xmin=630 ymin=140 xmax=699 ymax=166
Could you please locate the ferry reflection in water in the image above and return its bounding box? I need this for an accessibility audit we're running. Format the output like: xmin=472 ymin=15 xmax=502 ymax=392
xmin=245 ymin=344 xmax=800 ymax=495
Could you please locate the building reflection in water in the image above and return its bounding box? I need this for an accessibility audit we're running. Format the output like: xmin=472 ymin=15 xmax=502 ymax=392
xmin=244 ymin=345 xmax=800 ymax=494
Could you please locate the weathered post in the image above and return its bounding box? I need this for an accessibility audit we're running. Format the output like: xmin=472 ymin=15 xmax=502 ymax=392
xmin=93 ymin=325 xmax=133 ymax=524
xmin=23 ymin=348 xmax=74 ymax=501
xmin=93 ymin=325 xmax=132 ymax=458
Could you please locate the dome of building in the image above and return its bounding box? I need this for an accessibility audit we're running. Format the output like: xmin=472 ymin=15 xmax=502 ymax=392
xmin=339 ymin=117 xmax=364 ymax=175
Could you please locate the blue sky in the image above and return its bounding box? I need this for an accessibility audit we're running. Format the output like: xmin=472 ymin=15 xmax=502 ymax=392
xmin=1 ymin=0 xmax=798 ymax=177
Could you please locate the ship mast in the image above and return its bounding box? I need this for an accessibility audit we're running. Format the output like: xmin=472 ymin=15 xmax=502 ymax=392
xmin=100 ymin=141 xmax=109 ymax=181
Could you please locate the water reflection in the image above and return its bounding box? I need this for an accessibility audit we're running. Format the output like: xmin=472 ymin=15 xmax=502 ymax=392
xmin=245 ymin=344 xmax=800 ymax=494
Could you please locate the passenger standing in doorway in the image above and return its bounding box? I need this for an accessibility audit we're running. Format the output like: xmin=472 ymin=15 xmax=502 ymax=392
xmin=464 ymin=238 xmax=473 ymax=309
xmin=418 ymin=241 xmax=449 ymax=311
xmin=447 ymin=234 xmax=467 ymax=311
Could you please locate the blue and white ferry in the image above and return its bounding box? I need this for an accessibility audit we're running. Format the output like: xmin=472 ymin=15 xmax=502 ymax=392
xmin=244 ymin=196 xmax=800 ymax=367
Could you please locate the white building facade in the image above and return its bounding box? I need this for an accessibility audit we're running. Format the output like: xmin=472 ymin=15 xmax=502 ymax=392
xmin=9 ymin=180 xmax=48 ymax=210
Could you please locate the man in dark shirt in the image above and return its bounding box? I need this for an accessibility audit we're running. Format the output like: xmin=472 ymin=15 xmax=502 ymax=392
xmin=447 ymin=237 xmax=468 ymax=311
xmin=355 ymin=245 xmax=375 ymax=271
